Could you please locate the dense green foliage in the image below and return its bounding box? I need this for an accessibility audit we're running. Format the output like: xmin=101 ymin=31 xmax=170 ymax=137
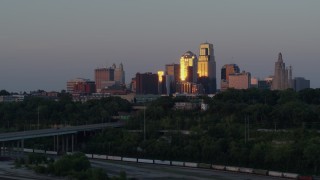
xmin=3 ymin=88 xmax=320 ymax=175
xmin=84 ymin=88 xmax=320 ymax=175
xmin=15 ymin=153 xmax=127 ymax=180
xmin=0 ymin=96 xmax=131 ymax=131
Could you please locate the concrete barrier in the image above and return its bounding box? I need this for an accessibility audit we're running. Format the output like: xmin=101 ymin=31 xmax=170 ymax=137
xmin=34 ymin=149 xmax=45 ymax=154
xmin=107 ymin=156 xmax=122 ymax=161
xmin=283 ymin=172 xmax=299 ymax=179
xmin=23 ymin=148 xmax=33 ymax=153
xmin=184 ymin=162 xmax=198 ymax=168
xmin=226 ymin=166 xmax=240 ymax=172
xmin=46 ymin=151 xmax=58 ymax=155
xmin=239 ymin=167 xmax=253 ymax=173
xmin=253 ymin=169 xmax=268 ymax=175
xmin=171 ymin=161 xmax=184 ymax=166
xmin=212 ymin=165 xmax=225 ymax=170
xmin=198 ymin=163 xmax=211 ymax=169
xmin=154 ymin=160 xmax=171 ymax=165
xmin=122 ymin=157 xmax=137 ymax=162
xmin=138 ymin=159 xmax=154 ymax=164
xmin=268 ymin=171 xmax=283 ymax=177
xmin=93 ymin=154 xmax=107 ymax=160
xmin=85 ymin=154 xmax=93 ymax=158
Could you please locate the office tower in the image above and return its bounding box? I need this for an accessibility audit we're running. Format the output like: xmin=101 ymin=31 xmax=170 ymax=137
xmin=197 ymin=42 xmax=216 ymax=93
xmin=114 ymin=63 xmax=125 ymax=85
xmin=95 ymin=63 xmax=126 ymax=92
xmin=165 ymin=64 xmax=180 ymax=83
xmin=157 ymin=71 xmax=165 ymax=94
xmin=229 ymin=71 xmax=251 ymax=90
xmin=66 ymin=78 xmax=95 ymax=95
xmin=136 ymin=72 xmax=158 ymax=94
xmin=180 ymin=51 xmax=198 ymax=83
xmin=220 ymin=64 xmax=240 ymax=91
xmin=294 ymin=77 xmax=310 ymax=91
xmin=165 ymin=75 xmax=174 ymax=95
xmin=95 ymin=67 xmax=114 ymax=92
xmin=271 ymin=53 xmax=293 ymax=90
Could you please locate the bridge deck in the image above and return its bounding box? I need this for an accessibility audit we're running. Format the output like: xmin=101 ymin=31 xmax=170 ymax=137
xmin=0 ymin=122 xmax=124 ymax=142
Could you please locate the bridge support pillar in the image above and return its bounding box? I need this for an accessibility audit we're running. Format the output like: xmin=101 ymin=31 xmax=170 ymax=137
xmin=57 ymin=136 xmax=59 ymax=154
xmin=71 ymin=134 xmax=74 ymax=152
xmin=65 ymin=135 xmax=68 ymax=153
xmin=62 ymin=135 xmax=65 ymax=154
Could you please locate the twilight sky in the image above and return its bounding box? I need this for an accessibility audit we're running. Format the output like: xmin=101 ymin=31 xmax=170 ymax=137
xmin=1 ymin=0 xmax=320 ymax=92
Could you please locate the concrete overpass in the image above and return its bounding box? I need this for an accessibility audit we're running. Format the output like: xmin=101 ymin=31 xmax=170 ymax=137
xmin=0 ymin=122 xmax=124 ymax=156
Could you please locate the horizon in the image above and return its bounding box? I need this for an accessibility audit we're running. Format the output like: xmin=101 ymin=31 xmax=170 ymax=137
xmin=1 ymin=1 xmax=319 ymax=92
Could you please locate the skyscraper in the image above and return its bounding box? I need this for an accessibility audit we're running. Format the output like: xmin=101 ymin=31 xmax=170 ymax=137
xmin=271 ymin=53 xmax=293 ymax=90
xmin=136 ymin=72 xmax=158 ymax=94
xmin=180 ymin=51 xmax=198 ymax=83
xmin=95 ymin=63 xmax=126 ymax=92
xmin=197 ymin=43 xmax=216 ymax=93
xmin=165 ymin=64 xmax=180 ymax=83
xmin=114 ymin=63 xmax=125 ymax=85
xmin=220 ymin=64 xmax=240 ymax=91
xmin=95 ymin=67 xmax=114 ymax=92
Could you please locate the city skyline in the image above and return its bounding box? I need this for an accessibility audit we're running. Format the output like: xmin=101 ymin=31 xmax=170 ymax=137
xmin=1 ymin=1 xmax=319 ymax=92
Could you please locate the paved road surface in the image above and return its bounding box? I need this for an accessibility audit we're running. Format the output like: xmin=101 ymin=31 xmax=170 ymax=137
xmin=91 ymin=159 xmax=288 ymax=180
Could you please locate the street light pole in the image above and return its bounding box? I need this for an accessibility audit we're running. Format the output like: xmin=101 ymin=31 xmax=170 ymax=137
xmin=37 ymin=106 xmax=40 ymax=130
xmin=144 ymin=105 xmax=146 ymax=141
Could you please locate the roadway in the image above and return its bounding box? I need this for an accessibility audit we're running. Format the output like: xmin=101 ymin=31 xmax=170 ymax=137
xmin=0 ymin=122 xmax=124 ymax=142
xmin=90 ymin=159 xmax=287 ymax=180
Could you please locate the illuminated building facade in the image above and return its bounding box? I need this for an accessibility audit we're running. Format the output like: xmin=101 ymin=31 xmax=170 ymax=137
xmin=180 ymin=51 xmax=197 ymax=83
xmin=197 ymin=43 xmax=216 ymax=93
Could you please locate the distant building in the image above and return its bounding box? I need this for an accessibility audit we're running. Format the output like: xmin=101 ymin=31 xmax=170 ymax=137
xmin=67 ymin=78 xmax=95 ymax=95
xmin=174 ymin=102 xmax=199 ymax=110
xmin=229 ymin=71 xmax=251 ymax=90
xmin=180 ymin=51 xmax=198 ymax=83
xmin=165 ymin=64 xmax=180 ymax=94
xmin=251 ymin=77 xmax=259 ymax=88
xmin=197 ymin=43 xmax=216 ymax=93
xmin=294 ymin=77 xmax=310 ymax=91
xmin=271 ymin=53 xmax=293 ymax=90
xmin=157 ymin=71 xmax=166 ymax=94
xmin=176 ymin=82 xmax=203 ymax=94
xmin=136 ymin=72 xmax=158 ymax=94
xmin=114 ymin=63 xmax=125 ymax=85
xmin=0 ymin=95 xmax=24 ymax=102
xmin=95 ymin=63 xmax=126 ymax=92
xmin=165 ymin=63 xmax=180 ymax=83
xmin=258 ymin=80 xmax=272 ymax=90
xmin=220 ymin=64 xmax=240 ymax=91
xmin=95 ymin=67 xmax=115 ymax=92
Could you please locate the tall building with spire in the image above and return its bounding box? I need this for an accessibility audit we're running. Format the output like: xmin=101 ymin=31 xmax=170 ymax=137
xmin=271 ymin=53 xmax=293 ymax=90
xmin=197 ymin=42 xmax=216 ymax=93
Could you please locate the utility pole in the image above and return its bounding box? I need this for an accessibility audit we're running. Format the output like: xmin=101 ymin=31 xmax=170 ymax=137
xmin=244 ymin=116 xmax=250 ymax=144
xmin=144 ymin=105 xmax=146 ymax=141
xmin=37 ymin=106 xmax=40 ymax=130
xmin=244 ymin=117 xmax=246 ymax=144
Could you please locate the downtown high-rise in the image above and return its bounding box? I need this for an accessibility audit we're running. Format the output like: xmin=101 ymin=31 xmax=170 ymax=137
xmin=271 ymin=53 xmax=293 ymax=90
xmin=197 ymin=43 xmax=216 ymax=93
